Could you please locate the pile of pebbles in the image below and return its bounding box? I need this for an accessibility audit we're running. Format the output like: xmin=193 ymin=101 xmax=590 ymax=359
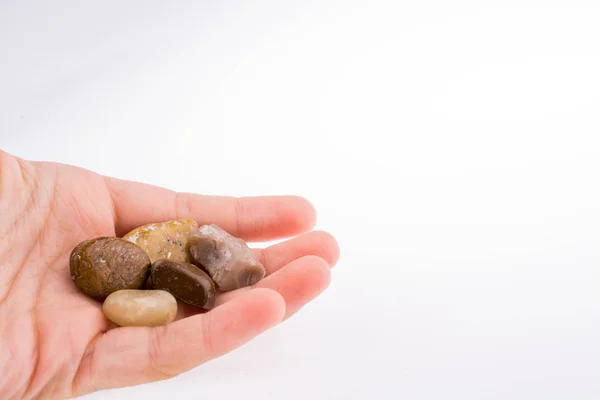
xmin=69 ymin=219 xmax=266 ymax=327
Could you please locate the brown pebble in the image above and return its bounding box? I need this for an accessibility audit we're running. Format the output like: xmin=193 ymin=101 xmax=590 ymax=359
xmin=102 ymin=289 xmax=177 ymax=327
xmin=188 ymin=224 xmax=266 ymax=292
xmin=70 ymin=237 xmax=151 ymax=299
xmin=150 ymin=259 xmax=216 ymax=309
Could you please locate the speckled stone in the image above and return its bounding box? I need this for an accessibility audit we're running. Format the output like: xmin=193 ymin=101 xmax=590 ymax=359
xmin=122 ymin=219 xmax=198 ymax=263
xmin=70 ymin=237 xmax=151 ymax=299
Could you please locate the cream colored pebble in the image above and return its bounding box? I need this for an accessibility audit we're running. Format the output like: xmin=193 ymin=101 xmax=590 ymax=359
xmin=102 ymin=289 xmax=177 ymax=327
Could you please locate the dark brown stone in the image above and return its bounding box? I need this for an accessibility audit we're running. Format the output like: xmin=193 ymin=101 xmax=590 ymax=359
xmin=150 ymin=259 xmax=216 ymax=309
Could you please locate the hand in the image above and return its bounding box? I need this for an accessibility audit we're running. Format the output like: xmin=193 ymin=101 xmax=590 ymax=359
xmin=0 ymin=151 xmax=339 ymax=400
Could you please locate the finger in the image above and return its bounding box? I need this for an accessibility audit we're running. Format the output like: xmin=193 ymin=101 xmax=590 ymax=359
xmin=105 ymin=177 xmax=317 ymax=241
xmin=171 ymin=231 xmax=339 ymax=320
xmin=72 ymin=288 xmax=285 ymax=395
xmin=215 ymin=255 xmax=331 ymax=319
xmin=254 ymin=230 xmax=340 ymax=275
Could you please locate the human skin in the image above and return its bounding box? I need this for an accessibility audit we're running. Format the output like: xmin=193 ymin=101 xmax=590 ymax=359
xmin=0 ymin=150 xmax=340 ymax=399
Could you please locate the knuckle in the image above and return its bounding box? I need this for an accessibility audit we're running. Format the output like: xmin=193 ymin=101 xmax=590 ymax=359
xmin=233 ymin=198 xmax=246 ymax=236
xmin=174 ymin=192 xmax=194 ymax=220
xmin=201 ymin=314 xmax=214 ymax=356
xmin=256 ymin=247 xmax=268 ymax=270
xmin=234 ymin=198 xmax=263 ymax=238
xmin=147 ymin=327 xmax=177 ymax=380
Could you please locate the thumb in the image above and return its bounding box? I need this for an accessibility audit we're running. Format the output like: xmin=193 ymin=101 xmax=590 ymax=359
xmin=72 ymin=288 xmax=286 ymax=396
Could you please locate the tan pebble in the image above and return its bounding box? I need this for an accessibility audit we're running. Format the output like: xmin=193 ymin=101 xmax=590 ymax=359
xmin=102 ymin=289 xmax=177 ymax=327
xmin=122 ymin=219 xmax=199 ymax=263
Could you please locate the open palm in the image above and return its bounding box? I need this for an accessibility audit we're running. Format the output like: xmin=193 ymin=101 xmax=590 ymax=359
xmin=0 ymin=151 xmax=339 ymax=400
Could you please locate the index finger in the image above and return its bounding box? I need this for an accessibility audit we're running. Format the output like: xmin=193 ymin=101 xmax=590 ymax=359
xmin=105 ymin=177 xmax=317 ymax=241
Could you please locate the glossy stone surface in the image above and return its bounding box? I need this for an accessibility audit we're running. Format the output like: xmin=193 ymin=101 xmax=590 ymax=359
xmin=70 ymin=237 xmax=151 ymax=299
xmin=150 ymin=259 xmax=216 ymax=309
xmin=102 ymin=289 xmax=177 ymax=327
xmin=188 ymin=224 xmax=266 ymax=292
xmin=122 ymin=218 xmax=199 ymax=263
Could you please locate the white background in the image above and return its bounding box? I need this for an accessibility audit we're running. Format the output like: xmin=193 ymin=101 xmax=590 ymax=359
xmin=2 ymin=1 xmax=600 ymax=399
